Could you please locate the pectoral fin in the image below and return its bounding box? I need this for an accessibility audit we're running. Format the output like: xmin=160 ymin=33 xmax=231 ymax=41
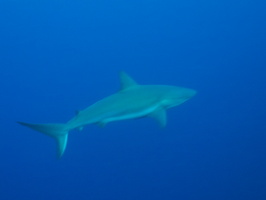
xmin=149 ymin=108 xmax=167 ymax=127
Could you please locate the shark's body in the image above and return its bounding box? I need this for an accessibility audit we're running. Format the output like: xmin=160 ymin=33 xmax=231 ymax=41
xmin=18 ymin=72 xmax=196 ymax=158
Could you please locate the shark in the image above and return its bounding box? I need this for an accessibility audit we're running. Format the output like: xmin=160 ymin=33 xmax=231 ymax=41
xmin=18 ymin=72 xmax=196 ymax=158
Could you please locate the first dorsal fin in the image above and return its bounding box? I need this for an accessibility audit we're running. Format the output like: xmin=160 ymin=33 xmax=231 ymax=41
xmin=119 ymin=71 xmax=138 ymax=90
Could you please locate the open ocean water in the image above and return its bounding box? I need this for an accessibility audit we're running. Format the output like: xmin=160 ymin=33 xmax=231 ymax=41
xmin=0 ymin=0 xmax=265 ymax=199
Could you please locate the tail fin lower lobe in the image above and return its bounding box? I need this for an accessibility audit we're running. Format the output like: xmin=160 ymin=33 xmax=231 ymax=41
xmin=17 ymin=122 xmax=69 ymax=158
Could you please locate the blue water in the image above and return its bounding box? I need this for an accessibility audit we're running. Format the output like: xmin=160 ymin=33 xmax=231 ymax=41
xmin=1 ymin=0 xmax=265 ymax=199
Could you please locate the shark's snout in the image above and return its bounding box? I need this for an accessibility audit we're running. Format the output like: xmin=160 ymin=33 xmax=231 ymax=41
xmin=179 ymin=88 xmax=197 ymax=101
xmin=187 ymin=89 xmax=197 ymax=98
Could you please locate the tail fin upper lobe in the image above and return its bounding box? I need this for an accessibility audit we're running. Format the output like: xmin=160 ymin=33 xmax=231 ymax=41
xmin=17 ymin=122 xmax=69 ymax=158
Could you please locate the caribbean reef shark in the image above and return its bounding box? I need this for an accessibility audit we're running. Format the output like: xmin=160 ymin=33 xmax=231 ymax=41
xmin=18 ymin=72 xmax=196 ymax=158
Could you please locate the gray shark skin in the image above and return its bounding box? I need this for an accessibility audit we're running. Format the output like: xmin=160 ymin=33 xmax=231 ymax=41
xmin=18 ymin=72 xmax=196 ymax=158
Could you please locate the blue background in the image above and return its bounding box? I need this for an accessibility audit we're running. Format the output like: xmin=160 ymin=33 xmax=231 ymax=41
xmin=0 ymin=0 xmax=266 ymax=199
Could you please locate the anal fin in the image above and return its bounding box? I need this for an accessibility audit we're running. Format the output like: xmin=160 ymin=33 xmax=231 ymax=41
xmin=97 ymin=121 xmax=107 ymax=127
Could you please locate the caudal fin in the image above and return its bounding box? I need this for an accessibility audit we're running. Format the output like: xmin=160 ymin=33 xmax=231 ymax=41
xmin=17 ymin=122 xmax=70 ymax=158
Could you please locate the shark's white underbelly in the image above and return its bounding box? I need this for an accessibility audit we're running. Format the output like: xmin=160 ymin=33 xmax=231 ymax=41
xmin=102 ymin=103 xmax=160 ymax=124
xmin=67 ymin=99 xmax=161 ymax=129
